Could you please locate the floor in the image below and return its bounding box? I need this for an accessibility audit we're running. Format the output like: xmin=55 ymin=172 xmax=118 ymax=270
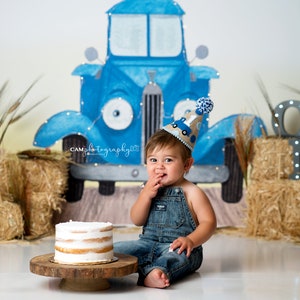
xmin=1 ymin=227 xmax=300 ymax=300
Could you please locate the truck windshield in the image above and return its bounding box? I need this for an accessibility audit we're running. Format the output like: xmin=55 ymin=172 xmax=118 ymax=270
xmin=110 ymin=14 xmax=182 ymax=57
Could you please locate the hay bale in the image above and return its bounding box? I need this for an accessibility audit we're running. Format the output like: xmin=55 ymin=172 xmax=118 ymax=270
xmin=23 ymin=191 xmax=65 ymax=237
xmin=0 ymin=200 xmax=24 ymax=240
xmin=0 ymin=151 xmax=24 ymax=203
xmin=19 ymin=150 xmax=69 ymax=194
xmin=19 ymin=151 xmax=69 ymax=238
xmin=0 ymin=149 xmax=69 ymax=240
xmin=246 ymin=180 xmax=300 ymax=241
xmin=250 ymin=137 xmax=294 ymax=181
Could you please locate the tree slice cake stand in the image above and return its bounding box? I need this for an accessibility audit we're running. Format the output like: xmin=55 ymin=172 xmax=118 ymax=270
xmin=30 ymin=253 xmax=138 ymax=291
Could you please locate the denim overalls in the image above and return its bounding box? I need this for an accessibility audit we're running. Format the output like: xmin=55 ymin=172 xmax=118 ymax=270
xmin=114 ymin=186 xmax=203 ymax=285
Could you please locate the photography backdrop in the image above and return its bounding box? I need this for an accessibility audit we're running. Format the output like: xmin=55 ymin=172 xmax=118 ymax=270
xmin=0 ymin=0 xmax=299 ymax=152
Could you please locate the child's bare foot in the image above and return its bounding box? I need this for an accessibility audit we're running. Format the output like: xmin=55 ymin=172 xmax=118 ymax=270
xmin=144 ymin=268 xmax=170 ymax=288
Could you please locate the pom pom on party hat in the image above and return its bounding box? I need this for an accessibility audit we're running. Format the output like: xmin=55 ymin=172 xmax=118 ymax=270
xmin=163 ymin=97 xmax=214 ymax=151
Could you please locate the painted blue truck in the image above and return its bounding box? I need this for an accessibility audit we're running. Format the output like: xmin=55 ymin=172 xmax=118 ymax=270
xmin=33 ymin=0 xmax=266 ymax=202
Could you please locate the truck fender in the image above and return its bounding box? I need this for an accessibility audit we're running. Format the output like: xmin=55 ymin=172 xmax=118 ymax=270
xmin=193 ymin=114 xmax=266 ymax=163
xmin=33 ymin=110 xmax=102 ymax=147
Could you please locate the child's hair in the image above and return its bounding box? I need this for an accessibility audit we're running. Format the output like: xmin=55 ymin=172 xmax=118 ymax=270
xmin=144 ymin=129 xmax=192 ymax=163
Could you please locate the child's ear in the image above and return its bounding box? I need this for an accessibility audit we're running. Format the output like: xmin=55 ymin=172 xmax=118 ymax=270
xmin=184 ymin=158 xmax=194 ymax=171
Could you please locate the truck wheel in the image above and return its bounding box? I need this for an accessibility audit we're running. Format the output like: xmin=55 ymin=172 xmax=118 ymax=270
xmin=221 ymin=138 xmax=244 ymax=203
xmin=99 ymin=181 xmax=115 ymax=195
xmin=63 ymin=135 xmax=87 ymax=202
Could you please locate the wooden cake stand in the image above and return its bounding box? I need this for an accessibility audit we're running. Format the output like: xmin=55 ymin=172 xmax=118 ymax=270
xmin=30 ymin=253 xmax=138 ymax=291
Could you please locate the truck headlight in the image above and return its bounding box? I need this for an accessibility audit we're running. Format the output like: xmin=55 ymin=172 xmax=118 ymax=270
xmin=102 ymin=98 xmax=133 ymax=130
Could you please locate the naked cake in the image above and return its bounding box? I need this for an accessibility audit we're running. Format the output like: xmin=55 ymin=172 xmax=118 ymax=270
xmin=54 ymin=221 xmax=114 ymax=264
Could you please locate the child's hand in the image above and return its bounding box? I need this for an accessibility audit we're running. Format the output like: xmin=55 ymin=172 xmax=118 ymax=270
xmin=143 ymin=174 xmax=164 ymax=199
xmin=169 ymin=236 xmax=195 ymax=257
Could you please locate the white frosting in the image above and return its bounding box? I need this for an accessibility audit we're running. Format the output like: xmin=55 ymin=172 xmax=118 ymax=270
xmin=54 ymin=221 xmax=114 ymax=264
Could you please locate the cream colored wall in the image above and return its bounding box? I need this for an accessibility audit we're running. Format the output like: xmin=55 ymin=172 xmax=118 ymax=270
xmin=0 ymin=0 xmax=299 ymax=153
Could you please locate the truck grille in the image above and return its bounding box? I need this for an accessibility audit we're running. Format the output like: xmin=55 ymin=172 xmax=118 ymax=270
xmin=142 ymin=81 xmax=163 ymax=159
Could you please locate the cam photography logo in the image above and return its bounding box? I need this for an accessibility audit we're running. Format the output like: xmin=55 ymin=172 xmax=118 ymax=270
xmin=69 ymin=143 xmax=140 ymax=158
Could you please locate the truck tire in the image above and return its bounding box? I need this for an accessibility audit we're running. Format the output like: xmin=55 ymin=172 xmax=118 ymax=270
xmin=221 ymin=138 xmax=244 ymax=203
xmin=63 ymin=135 xmax=87 ymax=202
xmin=98 ymin=181 xmax=115 ymax=196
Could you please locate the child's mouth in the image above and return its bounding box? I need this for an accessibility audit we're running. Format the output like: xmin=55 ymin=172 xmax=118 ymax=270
xmin=160 ymin=173 xmax=167 ymax=180
xmin=156 ymin=172 xmax=167 ymax=181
